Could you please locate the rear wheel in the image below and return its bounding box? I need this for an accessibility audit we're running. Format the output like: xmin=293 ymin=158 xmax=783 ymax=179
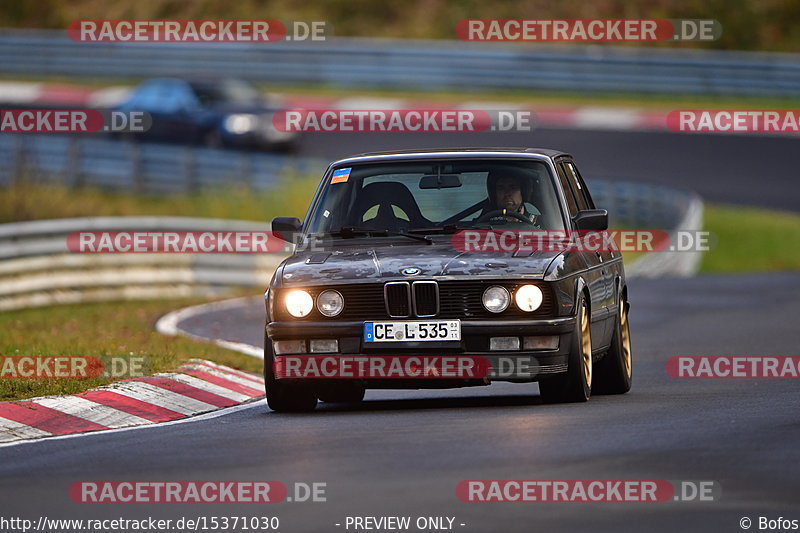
xmin=594 ymin=295 xmax=633 ymax=394
xmin=263 ymin=333 xmax=318 ymax=412
xmin=539 ymin=295 xmax=592 ymax=403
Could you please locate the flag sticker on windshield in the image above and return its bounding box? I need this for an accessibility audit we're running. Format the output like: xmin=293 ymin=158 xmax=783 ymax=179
xmin=331 ymin=168 xmax=351 ymax=183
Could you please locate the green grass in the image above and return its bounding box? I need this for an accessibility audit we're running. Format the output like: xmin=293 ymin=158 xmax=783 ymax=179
xmin=0 ymin=178 xmax=320 ymax=223
xmin=700 ymin=205 xmax=800 ymax=273
xmin=0 ymin=297 xmax=263 ymax=402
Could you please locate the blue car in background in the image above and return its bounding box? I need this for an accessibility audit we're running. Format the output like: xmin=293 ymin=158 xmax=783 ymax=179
xmin=116 ymin=77 xmax=299 ymax=152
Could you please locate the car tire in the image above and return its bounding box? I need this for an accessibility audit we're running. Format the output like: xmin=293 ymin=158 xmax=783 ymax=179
xmin=594 ymin=295 xmax=633 ymax=395
xmin=539 ymin=295 xmax=592 ymax=403
xmin=317 ymin=383 xmax=366 ymax=403
xmin=263 ymin=333 xmax=318 ymax=412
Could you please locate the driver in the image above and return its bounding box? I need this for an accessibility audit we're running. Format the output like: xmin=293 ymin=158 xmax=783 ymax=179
xmin=485 ymin=174 xmax=540 ymax=225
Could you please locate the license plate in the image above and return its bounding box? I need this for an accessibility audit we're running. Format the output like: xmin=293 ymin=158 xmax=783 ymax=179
xmin=364 ymin=320 xmax=461 ymax=342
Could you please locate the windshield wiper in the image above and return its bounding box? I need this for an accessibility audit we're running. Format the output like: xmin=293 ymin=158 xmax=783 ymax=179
xmin=327 ymin=226 xmax=433 ymax=244
xmin=409 ymin=223 xmax=494 ymax=234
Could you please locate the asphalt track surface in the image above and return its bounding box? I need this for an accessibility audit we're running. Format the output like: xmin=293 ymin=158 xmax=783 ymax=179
xmin=297 ymin=129 xmax=800 ymax=212
xmin=1 ymin=273 xmax=798 ymax=532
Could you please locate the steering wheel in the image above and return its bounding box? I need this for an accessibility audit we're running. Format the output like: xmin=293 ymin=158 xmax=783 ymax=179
xmin=475 ymin=209 xmax=536 ymax=225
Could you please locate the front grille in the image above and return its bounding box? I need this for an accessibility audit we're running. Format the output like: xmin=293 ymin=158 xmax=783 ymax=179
xmin=274 ymin=280 xmax=554 ymax=321
xmin=412 ymin=281 xmax=439 ymax=316
xmin=384 ymin=282 xmax=411 ymax=317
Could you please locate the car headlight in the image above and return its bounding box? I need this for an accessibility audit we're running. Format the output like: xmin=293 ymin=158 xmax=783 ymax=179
xmin=482 ymin=286 xmax=510 ymax=313
xmin=224 ymin=113 xmax=258 ymax=134
xmin=316 ymin=289 xmax=344 ymax=317
xmin=515 ymin=284 xmax=543 ymax=312
xmin=285 ymin=289 xmax=313 ymax=318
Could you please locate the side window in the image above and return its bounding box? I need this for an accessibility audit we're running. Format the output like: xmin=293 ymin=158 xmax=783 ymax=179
xmin=564 ymin=162 xmax=593 ymax=210
xmin=174 ymin=84 xmax=201 ymax=111
xmin=556 ymin=163 xmax=579 ymax=217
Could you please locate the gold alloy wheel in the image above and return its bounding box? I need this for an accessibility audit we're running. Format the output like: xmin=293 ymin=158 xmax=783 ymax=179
xmin=580 ymin=302 xmax=592 ymax=388
xmin=620 ymin=299 xmax=632 ymax=379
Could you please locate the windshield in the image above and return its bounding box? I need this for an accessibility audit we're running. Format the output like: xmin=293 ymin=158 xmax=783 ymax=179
xmin=191 ymin=80 xmax=262 ymax=105
xmin=306 ymin=159 xmax=565 ymax=235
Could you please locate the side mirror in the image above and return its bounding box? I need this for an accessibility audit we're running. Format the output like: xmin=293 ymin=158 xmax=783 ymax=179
xmin=272 ymin=216 xmax=302 ymax=242
xmin=572 ymin=209 xmax=608 ymax=231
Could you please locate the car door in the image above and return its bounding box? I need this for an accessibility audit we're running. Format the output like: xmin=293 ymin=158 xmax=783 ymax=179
xmin=564 ymin=160 xmax=616 ymax=310
xmin=158 ymin=81 xmax=205 ymax=142
xmin=556 ymin=159 xmax=611 ymax=349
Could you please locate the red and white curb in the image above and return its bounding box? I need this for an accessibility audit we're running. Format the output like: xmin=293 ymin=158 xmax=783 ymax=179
xmin=0 ymin=359 xmax=264 ymax=444
xmin=0 ymin=81 xmax=671 ymax=133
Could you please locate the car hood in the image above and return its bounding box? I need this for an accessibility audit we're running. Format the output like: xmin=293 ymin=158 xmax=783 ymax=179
xmin=278 ymin=243 xmax=561 ymax=286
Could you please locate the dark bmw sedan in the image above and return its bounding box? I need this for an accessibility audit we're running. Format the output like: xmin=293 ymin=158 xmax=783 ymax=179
xmin=115 ymin=77 xmax=298 ymax=151
xmin=264 ymin=148 xmax=632 ymax=411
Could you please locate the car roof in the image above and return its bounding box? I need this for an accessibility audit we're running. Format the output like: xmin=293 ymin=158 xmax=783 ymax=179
xmin=330 ymin=147 xmax=571 ymax=167
xmin=138 ymin=77 xmax=251 ymax=88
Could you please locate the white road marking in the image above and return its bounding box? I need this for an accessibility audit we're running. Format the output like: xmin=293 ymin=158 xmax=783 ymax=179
xmin=187 ymin=358 xmax=264 ymax=384
xmin=0 ymin=82 xmax=43 ymax=104
xmin=0 ymin=417 xmax=52 ymax=442
xmin=29 ymin=396 xmax=151 ymax=429
xmin=158 ymin=372 xmax=252 ymax=402
xmin=180 ymin=363 xmax=265 ymax=392
xmin=0 ymin=401 xmax=262 ymax=449
xmin=105 ymin=381 xmax=218 ymax=416
xmin=574 ymin=107 xmax=641 ymax=130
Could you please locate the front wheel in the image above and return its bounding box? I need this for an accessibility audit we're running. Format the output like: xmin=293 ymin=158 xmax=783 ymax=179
xmin=539 ymin=295 xmax=592 ymax=403
xmin=264 ymin=333 xmax=318 ymax=412
xmin=594 ymin=295 xmax=633 ymax=394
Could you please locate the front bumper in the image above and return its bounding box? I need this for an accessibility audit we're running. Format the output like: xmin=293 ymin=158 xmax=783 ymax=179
xmin=267 ymin=317 xmax=575 ymax=384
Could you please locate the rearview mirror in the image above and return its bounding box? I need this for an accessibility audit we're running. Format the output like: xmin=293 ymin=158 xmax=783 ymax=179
xmin=419 ymin=174 xmax=462 ymax=189
xmin=572 ymin=209 xmax=608 ymax=231
xmin=272 ymin=217 xmax=302 ymax=242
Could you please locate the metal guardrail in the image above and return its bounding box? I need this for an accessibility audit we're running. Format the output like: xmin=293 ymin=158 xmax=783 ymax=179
xmin=0 ymin=183 xmax=704 ymax=312
xmin=1 ymin=29 xmax=799 ymax=97
xmin=0 ymin=134 xmax=322 ymax=193
xmin=591 ymin=180 xmax=704 ymax=277
xmin=0 ymin=217 xmax=288 ymax=311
